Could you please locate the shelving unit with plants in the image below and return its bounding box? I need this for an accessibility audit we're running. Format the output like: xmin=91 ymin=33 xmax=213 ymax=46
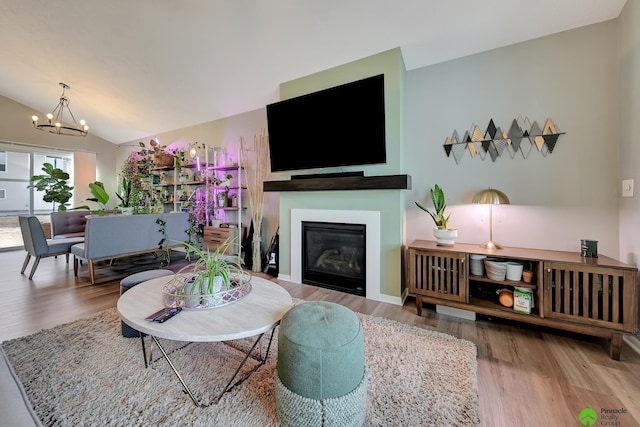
xmin=203 ymin=155 xmax=247 ymax=259
xmin=149 ymin=164 xmax=180 ymax=213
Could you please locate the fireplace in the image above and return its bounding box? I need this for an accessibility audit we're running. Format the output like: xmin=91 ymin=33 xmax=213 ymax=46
xmin=291 ymin=209 xmax=381 ymax=301
xmin=302 ymin=221 xmax=366 ymax=296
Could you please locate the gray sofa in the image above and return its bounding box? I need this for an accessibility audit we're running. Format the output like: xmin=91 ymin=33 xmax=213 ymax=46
xmin=71 ymin=213 xmax=189 ymax=284
xmin=50 ymin=209 xmax=89 ymax=239
xmin=0 ymin=346 xmax=41 ymax=426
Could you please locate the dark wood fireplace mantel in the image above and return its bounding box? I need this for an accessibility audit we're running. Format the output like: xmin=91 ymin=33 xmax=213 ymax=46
xmin=263 ymin=174 xmax=411 ymax=192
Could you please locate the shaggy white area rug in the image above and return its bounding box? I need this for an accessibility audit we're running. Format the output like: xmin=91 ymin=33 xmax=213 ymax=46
xmin=2 ymin=307 xmax=478 ymax=426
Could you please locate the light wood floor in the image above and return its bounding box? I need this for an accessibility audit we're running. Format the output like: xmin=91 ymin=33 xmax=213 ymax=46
xmin=1 ymin=248 xmax=639 ymax=426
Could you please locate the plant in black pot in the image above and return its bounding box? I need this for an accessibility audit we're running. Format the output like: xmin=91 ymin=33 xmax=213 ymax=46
xmin=29 ymin=163 xmax=74 ymax=211
xmin=415 ymin=184 xmax=457 ymax=246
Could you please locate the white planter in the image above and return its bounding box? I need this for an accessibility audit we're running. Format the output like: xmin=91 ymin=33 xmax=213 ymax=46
xmin=506 ymin=262 xmax=524 ymax=281
xmin=433 ymin=228 xmax=458 ymax=246
xmin=121 ymin=207 xmax=134 ymax=215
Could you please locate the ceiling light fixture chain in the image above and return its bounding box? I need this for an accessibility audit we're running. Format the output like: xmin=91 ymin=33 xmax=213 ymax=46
xmin=31 ymin=82 xmax=89 ymax=137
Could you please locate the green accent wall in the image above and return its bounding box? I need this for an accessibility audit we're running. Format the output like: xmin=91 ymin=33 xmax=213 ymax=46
xmin=275 ymin=48 xmax=407 ymax=300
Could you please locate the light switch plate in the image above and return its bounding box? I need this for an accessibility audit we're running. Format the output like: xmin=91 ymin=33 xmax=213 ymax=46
xmin=622 ymin=179 xmax=634 ymax=197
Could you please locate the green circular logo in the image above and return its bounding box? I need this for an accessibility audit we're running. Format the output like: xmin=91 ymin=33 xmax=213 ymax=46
xmin=579 ymin=408 xmax=598 ymax=426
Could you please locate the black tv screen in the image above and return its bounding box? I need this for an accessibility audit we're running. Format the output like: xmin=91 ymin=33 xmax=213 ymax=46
xmin=266 ymin=74 xmax=386 ymax=173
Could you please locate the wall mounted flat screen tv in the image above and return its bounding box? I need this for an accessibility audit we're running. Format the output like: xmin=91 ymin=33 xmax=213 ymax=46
xmin=266 ymin=74 xmax=386 ymax=173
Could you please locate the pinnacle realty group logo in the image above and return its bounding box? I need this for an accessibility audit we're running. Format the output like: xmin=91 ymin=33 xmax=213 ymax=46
xmin=579 ymin=407 xmax=629 ymax=426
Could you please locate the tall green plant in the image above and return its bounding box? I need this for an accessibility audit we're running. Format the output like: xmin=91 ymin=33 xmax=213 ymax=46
xmin=115 ymin=176 xmax=134 ymax=208
xmin=86 ymin=181 xmax=110 ymax=213
xmin=29 ymin=163 xmax=74 ymax=211
xmin=415 ymin=184 xmax=450 ymax=229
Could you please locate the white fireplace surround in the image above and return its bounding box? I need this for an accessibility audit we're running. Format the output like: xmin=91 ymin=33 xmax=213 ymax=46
xmin=290 ymin=208 xmax=381 ymax=301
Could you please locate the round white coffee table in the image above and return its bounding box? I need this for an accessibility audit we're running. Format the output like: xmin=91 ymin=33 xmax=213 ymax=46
xmin=117 ymin=274 xmax=292 ymax=406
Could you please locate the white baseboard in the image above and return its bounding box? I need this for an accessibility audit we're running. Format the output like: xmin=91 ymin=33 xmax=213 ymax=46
xmin=623 ymin=335 xmax=640 ymax=356
xmin=436 ymin=305 xmax=477 ymax=321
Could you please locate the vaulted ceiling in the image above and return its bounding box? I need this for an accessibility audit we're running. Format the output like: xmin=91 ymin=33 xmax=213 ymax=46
xmin=0 ymin=0 xmax=626 ymax=144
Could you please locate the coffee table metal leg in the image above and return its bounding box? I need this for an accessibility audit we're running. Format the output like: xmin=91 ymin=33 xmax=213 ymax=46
xmin=139 ymin=332 xmax=149 ymax=368
xmin=136 ymin=329 xmax=277 ymax=407
xmin=213 ymin=328 xmax=276 ymax=404
xmin=150 ymin=335 xmax=201 ymax=407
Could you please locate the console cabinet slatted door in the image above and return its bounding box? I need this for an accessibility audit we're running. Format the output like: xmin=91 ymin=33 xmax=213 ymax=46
xmin=408 ymin=248 xmax=466 ymax=315
xmin=543 ymin=262 xmax=637 ymax=332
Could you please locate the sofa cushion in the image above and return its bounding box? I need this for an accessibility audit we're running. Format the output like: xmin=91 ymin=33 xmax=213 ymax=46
xmin=50 ymin=210 xmax=88 ymax=238
xmin=0 ymin=345 xmax=42 ymax=426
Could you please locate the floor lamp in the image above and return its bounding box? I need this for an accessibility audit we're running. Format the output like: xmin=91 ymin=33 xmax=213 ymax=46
xmin=472 ymin=188 xmax=510 ymax=249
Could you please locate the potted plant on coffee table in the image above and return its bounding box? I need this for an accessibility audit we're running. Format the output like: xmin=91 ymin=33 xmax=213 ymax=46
xmin=415 ymin=184 xmax=457 ymax=246
xmin=163 ymin=238 xmax=251 ymax=310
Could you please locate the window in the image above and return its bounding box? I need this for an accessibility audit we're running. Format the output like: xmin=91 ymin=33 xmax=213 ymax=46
xmin=0 ymin=189 xmax=5 ymax=199
xmin=0 ymin=151 xmax=6 ymax=172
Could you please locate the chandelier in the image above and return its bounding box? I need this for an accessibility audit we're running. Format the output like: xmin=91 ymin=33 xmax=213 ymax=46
xmin=31 ymin=82 xmax=89 ymax=136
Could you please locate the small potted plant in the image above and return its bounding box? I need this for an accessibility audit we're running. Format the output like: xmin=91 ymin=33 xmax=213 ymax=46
xmin=415 ymin=184 xmax=457 ymax=246
xmin=138 ymin=139 xmax=174 ymax=168
xmin=521 ymin=260 xmax=534 ymax=283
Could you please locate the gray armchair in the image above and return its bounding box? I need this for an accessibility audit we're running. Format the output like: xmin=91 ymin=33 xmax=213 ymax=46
xmin=18 ymin=216 xmax=84 ymax=279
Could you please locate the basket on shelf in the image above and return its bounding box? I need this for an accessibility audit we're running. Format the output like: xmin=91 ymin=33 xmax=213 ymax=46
xmin=484 ymin=259 xmax=507 ymax=281
xmin=153 ymin=151 xmax=174 ymax=167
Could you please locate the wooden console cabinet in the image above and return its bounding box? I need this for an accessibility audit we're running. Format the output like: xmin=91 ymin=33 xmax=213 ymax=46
xmin=407 ymin=240 xmax=638 ymax=360
xmin=203 ymin=227 xmax=240 ymax=254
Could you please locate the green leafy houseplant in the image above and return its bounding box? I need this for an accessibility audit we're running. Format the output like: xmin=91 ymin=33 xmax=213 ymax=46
xmin=415 ymin=184 xmax=451 ymax=229
xmin=179 ymin=238 xmax=243 ymax=291
xmin=29 ymin=163 xmax=74 ymax=211
xmin=86 ymin=181 xmax=110 ymax=213
xmin=164 ymin=238 xmax=246 ymax=309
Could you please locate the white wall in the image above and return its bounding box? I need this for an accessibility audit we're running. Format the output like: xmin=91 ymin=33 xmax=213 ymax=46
xmin=118 ymin=108 xmax=278 ymax=253
xmin=404 ymin=21 xmax=621 ymax=258
xmin=618 ymin=0 xmax=640 ymax=268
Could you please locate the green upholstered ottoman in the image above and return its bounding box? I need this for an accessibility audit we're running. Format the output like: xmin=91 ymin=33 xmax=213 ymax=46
xmin=275 ymin=301 xmax=368 ymax=427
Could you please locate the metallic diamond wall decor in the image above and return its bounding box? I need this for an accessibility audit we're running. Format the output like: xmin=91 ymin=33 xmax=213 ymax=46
xmin=443 ymin=116 xmax=565 ymax=164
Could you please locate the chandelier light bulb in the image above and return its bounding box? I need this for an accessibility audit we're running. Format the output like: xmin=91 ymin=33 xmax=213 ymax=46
xmin=47 ymin=113 xmax=53 ymax=120
xmin=31 ymin=115 xmax=38 ymax=123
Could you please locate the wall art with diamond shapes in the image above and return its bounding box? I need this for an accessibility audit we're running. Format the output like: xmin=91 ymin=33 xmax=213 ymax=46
xmin=443 ymin=116 xmax=565 ymax=164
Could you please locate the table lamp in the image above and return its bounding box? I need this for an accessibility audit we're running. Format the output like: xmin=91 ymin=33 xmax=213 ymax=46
xmin=472 ymin=188 xmax=510 ymax=249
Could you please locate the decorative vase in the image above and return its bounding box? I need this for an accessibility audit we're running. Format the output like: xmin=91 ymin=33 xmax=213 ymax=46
xmin=217 ymin=193 xmax=227 ymax=207
xmin=433 ymin=228 xmax=457 ymax=246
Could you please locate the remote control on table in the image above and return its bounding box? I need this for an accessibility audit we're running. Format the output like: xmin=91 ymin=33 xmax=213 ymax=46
xmin=145 ymin=307 xmax=182 ymax=323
